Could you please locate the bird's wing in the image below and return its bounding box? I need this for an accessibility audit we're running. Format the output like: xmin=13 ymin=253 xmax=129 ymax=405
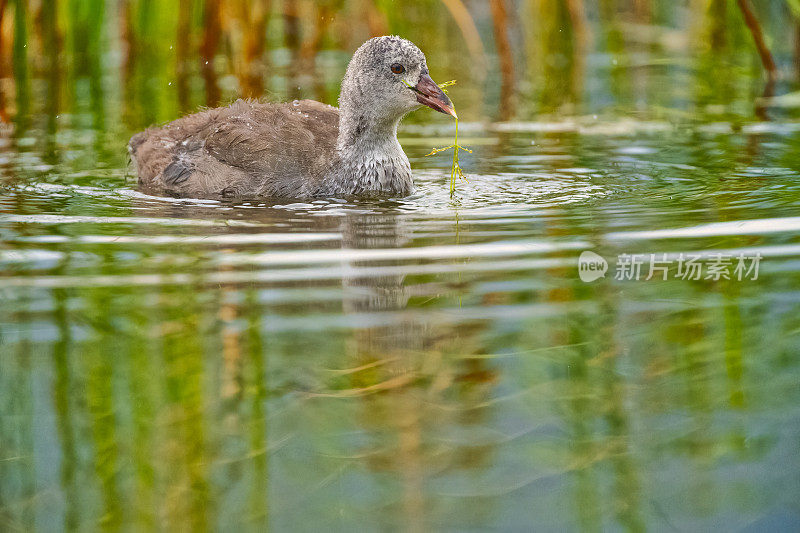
xmin=130 ymin=99 xmax=340 ymax=198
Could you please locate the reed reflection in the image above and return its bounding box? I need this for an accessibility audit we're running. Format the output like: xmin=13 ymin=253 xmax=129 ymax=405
xmin=327 ymin=209 xmax=498 ymax=531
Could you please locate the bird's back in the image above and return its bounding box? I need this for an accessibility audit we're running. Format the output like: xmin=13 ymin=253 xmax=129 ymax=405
xmin=129 ymin=99 xmax=340 ymax=198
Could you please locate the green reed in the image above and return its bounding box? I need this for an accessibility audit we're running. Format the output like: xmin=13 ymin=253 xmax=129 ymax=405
xmin=421 ymin=80 xmax=472 ymax=197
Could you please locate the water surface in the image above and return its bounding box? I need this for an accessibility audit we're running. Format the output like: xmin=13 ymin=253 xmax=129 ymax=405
xmin=2 ymin=111 xmax=800 ymax=531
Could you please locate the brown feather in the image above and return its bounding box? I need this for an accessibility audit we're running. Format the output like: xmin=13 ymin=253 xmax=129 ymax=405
xmin=129 ymin=99 xmax=339 ymax=198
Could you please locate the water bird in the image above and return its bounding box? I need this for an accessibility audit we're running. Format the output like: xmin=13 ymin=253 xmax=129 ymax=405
xmin=128 ymin=36 xmax=456 ymax=198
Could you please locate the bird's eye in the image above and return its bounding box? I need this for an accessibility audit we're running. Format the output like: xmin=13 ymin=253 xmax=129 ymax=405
xmin=390 ymin=63 xmax=405 ymax=74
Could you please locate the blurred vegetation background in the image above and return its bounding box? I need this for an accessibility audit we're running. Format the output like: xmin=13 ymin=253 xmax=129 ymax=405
xmin=1 ymin=0 xmax=799 ymax=134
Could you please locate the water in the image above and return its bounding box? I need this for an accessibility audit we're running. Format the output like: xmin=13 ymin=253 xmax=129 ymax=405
xmin=2 ymin=110 xmax=799 ymax=531
xmin=6 ymin=0 xmax=800 ymax=525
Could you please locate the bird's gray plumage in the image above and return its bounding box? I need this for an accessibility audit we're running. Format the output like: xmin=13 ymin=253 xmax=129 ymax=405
xmin=129 ymin=36 xmax=443 ymax=198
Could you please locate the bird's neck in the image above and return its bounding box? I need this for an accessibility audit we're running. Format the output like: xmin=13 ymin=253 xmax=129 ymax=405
xmin=328 ymin=105 xmax=413 ymax=195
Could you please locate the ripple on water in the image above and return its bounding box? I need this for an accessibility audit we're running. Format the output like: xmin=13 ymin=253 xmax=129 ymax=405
xmin=1 ymin=124 xmax=799 ymax=297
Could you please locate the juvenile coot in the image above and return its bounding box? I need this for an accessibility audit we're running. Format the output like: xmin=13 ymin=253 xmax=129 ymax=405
xmin=128 ymin=36 xmax=456 ymax=198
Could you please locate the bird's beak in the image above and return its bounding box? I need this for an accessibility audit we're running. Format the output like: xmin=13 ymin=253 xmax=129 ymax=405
xmin=412 ymin=73 xmax=457 ymax=119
